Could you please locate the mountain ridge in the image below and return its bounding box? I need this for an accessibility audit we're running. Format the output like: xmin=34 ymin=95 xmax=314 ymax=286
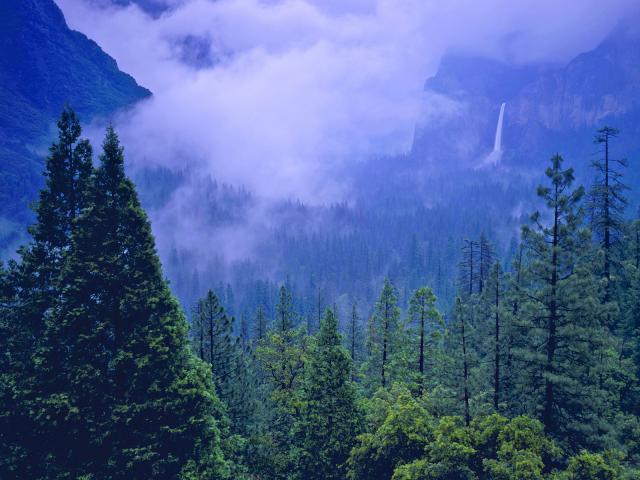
xmin=0 ymin=0 xmax=150 ymax=244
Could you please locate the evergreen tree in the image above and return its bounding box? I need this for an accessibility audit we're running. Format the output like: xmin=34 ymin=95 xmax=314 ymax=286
xmin=347 ymin=302 xmax=364 ymax=381
xmin=192 ymin=289 xmax=237 ymax=403
xmin=451 ymin=297 xmax=473 ymax=425
xmin=365 ymin=278 xmax=402 ymax=389
xmin=620 ymin=220 xmax=640 ymax=415
xmin=459 ymin=240 xmax=479 ymax=295
xmin=0 ymin=108 xmax=94 ymax=478
xmin=55 ymin=126 xmax=227 ymax=478
xmin=407 ymin=286 xmax=442 ymax=389
xmin=481 ymin=262 xmax=509 ymax=412
xmin=293 ymin=309 xmax=361 ymax=480
xmin=589 ymin=127 xmax=628 ymax=298
xmin=517 ymin=154 xmax=608 ymax=448
xmin=254 ymin=304 xmax=268 ymax=342
xmin=275 ymin=284 xmax=296 ymax=333
xmin=478 ymin=234 xmax=494 ymax=294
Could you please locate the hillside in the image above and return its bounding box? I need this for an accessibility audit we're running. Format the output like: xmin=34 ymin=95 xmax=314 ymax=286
xmin=0 ymin=0 xmax=149 ymax=242
xmin=412 ymin=24 xmax=640 ymax=190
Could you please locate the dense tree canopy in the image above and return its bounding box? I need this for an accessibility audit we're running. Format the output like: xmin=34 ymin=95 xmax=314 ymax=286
xmin=1 ymin=112 xmax=639 ymax=479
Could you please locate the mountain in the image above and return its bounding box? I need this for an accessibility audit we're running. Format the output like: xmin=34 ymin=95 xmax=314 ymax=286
xmin=110 ymin=0 xmax=170 ymax=16
xmin=0 ymin=0 xmax=150 ymax=245
xmin=412 ymin=23 xmax=640 ymax=194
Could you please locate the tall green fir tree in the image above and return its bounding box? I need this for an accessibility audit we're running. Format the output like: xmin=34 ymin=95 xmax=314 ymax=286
xmin=292 ymin=309 xmax=361 ymax=480
xmin=0 ymin=108 xmax=94 ymax=478
xmin=516 ymin=154 xmax=613 ymax=450
xmin=363 ymin=278 xmax=403 ymax=390
xmin=406 ymin=286 xmax=442 ymax=391
xmin=4 ymin=119 xmax=229 ymax=479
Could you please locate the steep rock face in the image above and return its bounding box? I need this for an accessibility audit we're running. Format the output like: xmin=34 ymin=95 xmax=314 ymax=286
xmin=512 ymin=30 xmax=640 ymax=131
xmin=0 ymin=0 xmax=150 ymax=232
xmin=411 ymin=56 xmax=545 ymax=171
xmin=412 ymin=25 xmax=640 ymax=180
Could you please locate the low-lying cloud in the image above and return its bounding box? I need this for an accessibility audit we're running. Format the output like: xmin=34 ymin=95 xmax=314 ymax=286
xmin=56 ymin=0 xmax=639 ymax=200
xmin=54 ymin=0 xmax=639 ymax=272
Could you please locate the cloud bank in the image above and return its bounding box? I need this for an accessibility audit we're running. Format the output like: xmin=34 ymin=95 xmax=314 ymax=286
xmin=52 ymin=0 xmax=639 ymax=273
xmin=56 ymin=0 xmax=639 ymax=201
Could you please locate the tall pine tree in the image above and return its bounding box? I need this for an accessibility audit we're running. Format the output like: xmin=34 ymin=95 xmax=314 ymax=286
xmin=293 ymin=309 xmax=361 ymax=480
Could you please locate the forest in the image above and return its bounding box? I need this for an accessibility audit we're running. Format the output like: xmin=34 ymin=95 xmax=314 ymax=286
xmin=1 ymin=109 xmax=640 ymax=479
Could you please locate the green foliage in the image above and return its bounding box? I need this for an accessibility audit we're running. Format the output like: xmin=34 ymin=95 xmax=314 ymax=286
xmin=292 ymin=309 xmax=361 ymax=480
xmin=558 ymin=451 xmax=623 ymax=480
xmin=406 ymin=286 xmax=443 ymax=389
xmin=363 ymin=278 xmax=404 ymax=390
xmin=0 ymin=114 xmax=227 ymax=479
xmin=347 ymin=387 xmax=432 ymax=480
xmin=516 ymin=154 xmax=615 ymax=449
xmin=3 ymin=113 xmax=640 ymax=480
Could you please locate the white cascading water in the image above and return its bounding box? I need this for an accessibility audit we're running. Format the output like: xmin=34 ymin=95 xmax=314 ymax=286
xmin=476 ymin=102 xmax=506 ymax=169
xmin=493 ymin=102 xmax=506 ymax=153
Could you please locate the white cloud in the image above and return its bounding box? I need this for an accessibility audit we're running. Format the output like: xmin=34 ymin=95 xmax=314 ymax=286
xmin=56 ymin=0 xmax=638 ymax=200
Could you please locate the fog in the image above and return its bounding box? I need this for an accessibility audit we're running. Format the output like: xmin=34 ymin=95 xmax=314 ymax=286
xmin=54 ymin=0 xmax=639 ymax=267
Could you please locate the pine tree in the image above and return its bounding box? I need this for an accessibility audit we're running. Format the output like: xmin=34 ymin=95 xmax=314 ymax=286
xmin=481 ymin=262 xmax=509 ymax=412
xmin=478 ymin=234 xmax=494 ymax=294
xmin=407 ymin=286 xmax=442 ymax=389
xmin=275 ymin=284 xmax=296 ymax=333
xmin=365 ymin=278 xmax=402 ymax=389
xmin=193 ymin=289 xmax=237 ymax=404
xmin=254 ymin=304 xmax=268 ymax=342
xmin=620 ymin=220 xmax=640 ymax=415
xmin=293 ymin=309 xmax=361 ymax=480
xmin=0 ymin=108 xmax=94 ymax=478
xmin=459 ymin=240 xmax=478 ymax=295
xmin=452 ymin=297 xmax=472 ymax=425
xmin=589 ymin=127 xmax=628 ymax=299
xmin=346 ymin=302 xmax=364 ymax=381
xmin=517 ymin=154 xmax=607 ymax=448
xmin=57 ymin=126 xmax=227 ymax=478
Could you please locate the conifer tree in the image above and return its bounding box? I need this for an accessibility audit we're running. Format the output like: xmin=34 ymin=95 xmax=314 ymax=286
xmin=407 ymin=286 xmax=442 ymax=388
xmin=347 ymin=302 xmax=364 ymax=381
xmin=365 ymin=278 xmax=402 ymax=389
xmin=55 ymin=126 xmax=227 ymax=478
xmin=254 ymin=304 xmax=268 ymax=342
xmin=275 ymin=284 xmax=296 ymax=333
xmin=459 ymin=240 xmax=478 ymax=295
xmin=589 ymin=127 xmax=628 ymax=297
xmin=517 ymin=154 xmax=608 ymax=448
xmin=481 ymin=262 xmax=509 ymax=411
xmin=293 ymin=309 xmax=361 ymax=480
xmin=620 ymin=220 xmax=640 ymax=415
xmin=452 ymin=297 xmax=472 ymax=425
xmin=478 ymin=234 xmax=494 ymax=294
xmin=0 ymin=108 xmax=94 ymax=478
xmin=192 ymin=290 xmax=237 ymax=402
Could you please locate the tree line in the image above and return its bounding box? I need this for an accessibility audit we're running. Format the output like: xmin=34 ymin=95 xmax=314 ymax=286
xmin=1 ymin=112 xmax=639 ymax=479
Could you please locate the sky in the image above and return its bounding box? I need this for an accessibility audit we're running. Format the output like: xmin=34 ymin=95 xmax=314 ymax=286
xmin=54 ymin=0 xmax=640 ymax=264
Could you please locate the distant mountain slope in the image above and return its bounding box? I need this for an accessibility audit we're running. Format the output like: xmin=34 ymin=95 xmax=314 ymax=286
xmin=412 ymin=24 xmax=640 ymax=190
xmin=0 ymin=0 xmax=150 ymax=238
xmin=111 ymin=0 xmax=170 ymax=16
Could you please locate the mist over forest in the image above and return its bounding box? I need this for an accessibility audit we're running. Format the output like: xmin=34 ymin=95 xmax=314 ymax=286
xmin=2 ymin=0 xmax=640 ymax=478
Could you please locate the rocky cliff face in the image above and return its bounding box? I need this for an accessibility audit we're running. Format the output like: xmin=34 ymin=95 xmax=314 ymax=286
xmin=0 ymin=0 xmax=150 ymax=234
xmin=412 ymin=24 xmax=640 ymax=181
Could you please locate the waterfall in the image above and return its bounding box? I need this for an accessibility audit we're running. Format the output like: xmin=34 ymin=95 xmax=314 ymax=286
xmin=493 ymin=102 xmax=506 ymax=152
xmin=476 ymin=101 xmax=507 ymax=169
